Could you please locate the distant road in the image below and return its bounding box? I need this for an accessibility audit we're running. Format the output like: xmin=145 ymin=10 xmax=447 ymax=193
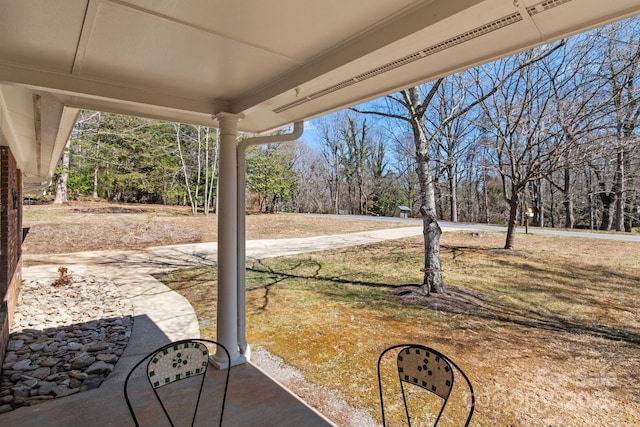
xmin=300 ymin=214 xmax=640 ymax=243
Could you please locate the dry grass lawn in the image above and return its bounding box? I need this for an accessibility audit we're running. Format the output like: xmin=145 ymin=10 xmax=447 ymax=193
xmin=22 ymin=201 xmax=640 ymax=426
xmin=158 ymin=232 xmax=640 ymax=426
xmin=22 ymin=200 xmax=409 ymax=254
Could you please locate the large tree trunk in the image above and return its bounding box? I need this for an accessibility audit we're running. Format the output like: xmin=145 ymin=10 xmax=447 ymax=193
xmin=482 ymin=165 xmax=490 ymax=223
xmin=563 ymin=198 xmax=575 ymax=229
xmin=614 ymin=147 xmax=625 ymax=231
xmin=585 ymin=168 xmax=596 ymax=230
xmin=420 ymin=206 xmax=443 ymax=295
xmin=175 ymin=124 xmax=197 ymax=215
xmin=549 ymin=184 xmax=556 ymax=228
xmin=407 ymin=87 xmax=445 ymax=294
xmin=599 ymin=192 xmax=615 ymax=231
xmin=92 ymin=165 xmax=99 ymax=199
xmin=563 ymin=167 xmax=574 ymax=228
xmin=505 ymin=196 xmax=519 ymax=249
xmin=448 ymin=163 xmax=458 ymax=222
xmin=532 ymin=178 xmax=544 ymax=227
xmin=624 ymin=150 xmax=635 ymax=232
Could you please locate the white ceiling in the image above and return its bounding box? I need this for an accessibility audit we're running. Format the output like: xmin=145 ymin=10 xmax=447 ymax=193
xmin=1 ymin=0 xmax=640 ymax=190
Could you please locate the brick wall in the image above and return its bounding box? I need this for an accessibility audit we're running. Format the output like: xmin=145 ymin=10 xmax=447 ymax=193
xmin=0 ymin=146 xmax=22 ymax=368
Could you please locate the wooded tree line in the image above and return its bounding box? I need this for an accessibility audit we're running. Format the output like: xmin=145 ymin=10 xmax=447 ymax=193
xmin=56 ymin=112 xmax=219 ymax=214
xmin=54 ymin=18 xmax=639 ymax=238
xmin=54 ymin=111 xmax=303 ymax=215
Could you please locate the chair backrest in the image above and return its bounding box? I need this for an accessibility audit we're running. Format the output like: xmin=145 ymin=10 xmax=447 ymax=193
xmin=377 ymin=344 xmax=474 ymax=427
xmin=124 ymin=339 xmax=230 ymax=427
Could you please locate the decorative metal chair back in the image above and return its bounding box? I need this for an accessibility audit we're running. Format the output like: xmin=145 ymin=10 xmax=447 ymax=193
xmin=377 ymin=344 xmax=474 ymax=426
xmin=124 ymin=339 xmax=230 ymax=427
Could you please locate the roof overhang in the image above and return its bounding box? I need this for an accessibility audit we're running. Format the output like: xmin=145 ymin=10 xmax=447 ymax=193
xmin=1 ymin=0 xmax=639 ymax=191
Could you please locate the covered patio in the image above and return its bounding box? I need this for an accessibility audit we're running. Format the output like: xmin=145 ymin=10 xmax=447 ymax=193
xmin=2 ymin=0 xmax=640 ymax=424
xmin=1 ymin=254 xmax=334 ymax=425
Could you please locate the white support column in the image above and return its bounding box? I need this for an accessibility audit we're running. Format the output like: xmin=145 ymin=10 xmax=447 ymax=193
xmin=211 ymin=112 xmax=245 ymax=369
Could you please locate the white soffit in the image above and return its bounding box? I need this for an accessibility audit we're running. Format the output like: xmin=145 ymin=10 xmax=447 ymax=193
xmin=249 ymin=0 xmax=640 ymax=131
xmin=2 ymin=0 xmax=639 ymax=132
xmin=1 ymin=0 xmax=640 ymax=189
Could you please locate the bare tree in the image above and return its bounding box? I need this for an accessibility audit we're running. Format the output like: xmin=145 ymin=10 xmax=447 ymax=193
xmin=541 ymin=35 xmax=605 ymax=229
xmin=476 ymin=46 xmax=574 ymax=249
xmin=607 ymin=26 xmax=640 ymax=231
xmin=351 ymin=42 xmax=564 ymax=292
xmin=340 ymin=114 xmax=372 ymax=214
xmin=292 ymin=143 xmax=331 ymax=213
xmin=317 ymin=114 xmax=345 ymax=214
xmin=174 ymin=124 xmax=219 ymax=215
xmin=390 ymin=132 xmax=419 ymax=213
xmin=353 ymin=83 xmax=445 ymax=293
xmin=582 ymin=19 xmax=640 ymax=231
xmin=429 ymin=74 xmax=476 ymax=222
xmin=174 ymin=124 xmax=197 ymax=214
xmin=203 ymin=127 xmax=218 ymax=215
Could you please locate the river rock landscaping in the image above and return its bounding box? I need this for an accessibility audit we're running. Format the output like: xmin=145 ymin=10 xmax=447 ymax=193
xmin=0 ymin=274 xmax=133 ymax=413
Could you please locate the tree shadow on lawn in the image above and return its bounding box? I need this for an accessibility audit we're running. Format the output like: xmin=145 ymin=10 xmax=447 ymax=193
xmin=491 ymin=257 xmax=639 ymax=298
xmin=395 ymin=283 xmax=640 ymax=346
xmin=247 ymin=252 xmax=640 ymax=347
xmin=442 ymin=243 xmax=640 ymax=297
xmin=246 ymin=258 xmax=394 ymax=311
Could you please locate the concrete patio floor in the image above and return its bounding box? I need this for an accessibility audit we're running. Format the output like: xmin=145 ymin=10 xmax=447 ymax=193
xmin=0 ymin=314 xmax=334 ymax=426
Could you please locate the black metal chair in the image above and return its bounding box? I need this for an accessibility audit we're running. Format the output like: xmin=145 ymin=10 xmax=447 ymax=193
xmin=377 ymin=344 xmax=474 ymax=426
xmin=124 ymin=339 xmax=230 ymax=427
